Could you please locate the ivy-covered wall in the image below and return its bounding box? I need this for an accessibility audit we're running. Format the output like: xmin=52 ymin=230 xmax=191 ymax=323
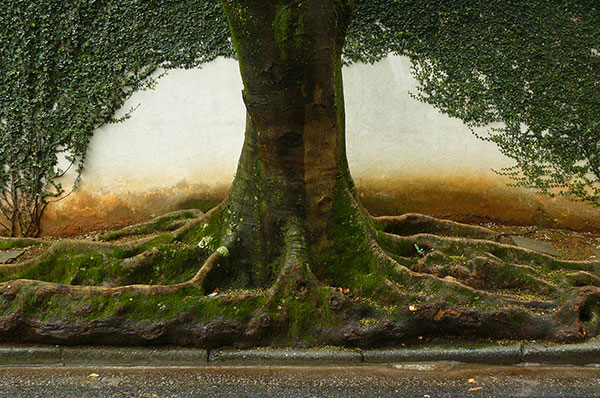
xmin=3 ymin=0 xmax=598 ymax=235
xmin=44 ymin=55 xmax=600 ymax=236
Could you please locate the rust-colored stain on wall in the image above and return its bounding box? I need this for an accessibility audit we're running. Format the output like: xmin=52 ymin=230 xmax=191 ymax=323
xmin=42 ymin=183 xmax=229 ymax=237
xmin=34 ymin=173 xmax=600 ymax=236
xmin=356 ymin=174 xmax=600 ymax=231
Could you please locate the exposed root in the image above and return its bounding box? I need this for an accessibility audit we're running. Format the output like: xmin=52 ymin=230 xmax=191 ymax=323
xmin=120 ymin=247 xmax=162 ymax=270
xmin=373 ymin=213 xmax=498 ymax=239
xmin=171 ymin=204 xmax=223 ymax=241
xmin=267 ymin=221 xmax=319 ymax=301
xmin=411 ymin=251 xmax=562 ymax=296
xmin=0 ymin=240 xmax=114 ymax=276
xmin=1 ymin=199 xmax=600 ymax=347
xmin=554 ymin=286 xmax=600 ymax=341
xmin=0 ymin=241 xmax=232 ymax=298
xmin=0 ymin=204 xmax=224 ymax=280
xmin=0 ymin=237 xmax=49 ymax=249
xmin=378 ymin=231 xmax=600 ymax=272
xmin=564 ymin=271 xmax=600 ymax=287
xmin=97 ymin=209 xmax=204 ymax=241
xmin=188 ymin=238 xmax=235 ymax=289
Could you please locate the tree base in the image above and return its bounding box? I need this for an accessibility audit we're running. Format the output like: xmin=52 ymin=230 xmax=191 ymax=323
xmin=1 ymin=195 xmax=600 ymax=348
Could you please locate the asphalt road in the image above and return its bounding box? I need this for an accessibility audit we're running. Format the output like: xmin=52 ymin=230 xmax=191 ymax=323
xmin=0 ymin=363 xmax=599 ymax=398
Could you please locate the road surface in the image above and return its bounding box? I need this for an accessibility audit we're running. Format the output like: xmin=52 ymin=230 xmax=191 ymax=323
xmin=0 ymin=362 xmax=599 ymax=397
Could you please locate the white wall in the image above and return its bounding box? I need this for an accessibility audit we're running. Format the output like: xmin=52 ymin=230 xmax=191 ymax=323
xmin=75 ymin=55 xmax=509 ymax=193
xmin=48 ymin=55 xmax=600 ymax=234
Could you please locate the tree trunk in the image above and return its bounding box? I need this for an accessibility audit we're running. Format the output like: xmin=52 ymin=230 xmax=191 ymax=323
xmin=215 ymin=0 xmax=357 ymax=286
xmin=1 ymin=0 xmax=597 ymax=348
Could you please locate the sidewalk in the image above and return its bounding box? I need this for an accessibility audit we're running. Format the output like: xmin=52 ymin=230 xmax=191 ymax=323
xmin=1 ymin=340 xmax=600 ymax=366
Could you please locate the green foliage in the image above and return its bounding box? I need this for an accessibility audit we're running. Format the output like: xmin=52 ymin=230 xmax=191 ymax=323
xmin=0 ymin=0 xmax=233 ymax=236
xmin=347 ymin=0 xmax=600 ymax=205
xmin=2 ymin=0 xmax=598 ymax=240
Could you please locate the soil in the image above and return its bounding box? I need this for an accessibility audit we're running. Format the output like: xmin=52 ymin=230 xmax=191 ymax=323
xmin=484 ymin=223 xmax=600 ymax=261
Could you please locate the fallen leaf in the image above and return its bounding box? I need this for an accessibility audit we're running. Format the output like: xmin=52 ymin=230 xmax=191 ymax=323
xmin=468 ymin=378 xmax=476 ymax=384
xmin=88 ymin=373 xmax=100 ymax=379
xmin=469 ymin=387 xmax=483 ymax=392
xmin=409 ymin=305 xmax=417 ymax=311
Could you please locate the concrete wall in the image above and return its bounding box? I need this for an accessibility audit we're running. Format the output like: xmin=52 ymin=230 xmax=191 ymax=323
xmin=44 ymin=55 xmax=600 ymax=235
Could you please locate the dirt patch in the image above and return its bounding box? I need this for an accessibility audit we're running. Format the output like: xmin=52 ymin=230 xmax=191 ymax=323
xmin=485 ymin=223 xmax=600 ymax=261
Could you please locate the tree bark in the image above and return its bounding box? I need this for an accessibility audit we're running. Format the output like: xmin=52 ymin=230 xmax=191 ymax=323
xmin=218 ymin=0 xmax=356 ymax=278
xmin=1 ymin=0 xmax=598 ymax=348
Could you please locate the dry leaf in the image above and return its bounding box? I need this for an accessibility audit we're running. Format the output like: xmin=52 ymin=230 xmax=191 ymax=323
xmin=469 ymin=387 xmax=483 ymax=392
xmin=468 ymin=378 xmax=476 ymax=384
xmin=88 ymin=373 xmax=100 ymax=379
xmin=409 ymin=305 xmax=417 ymax=311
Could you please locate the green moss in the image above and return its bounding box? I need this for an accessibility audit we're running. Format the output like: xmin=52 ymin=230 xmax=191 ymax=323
xmin=0 ymin=238 xmax=48 ymax=250
xmin=273 ymin=5 xmax=292 ymax=59
xmin=4 ymin=283 xmax=268 ymax=325
xmin=1 ymin=238 xmax=206 ymax=287
xmin=101 ymin=212 xmax=198 ymax=241
xmin=119 ymin=245 xmax=203 ymax=286
xmin=179 ymin=208 xmax=225 ymax=246
xmin=118 ymin=289 xmax=265 ymax=322
xmin=272 ymin=286 xmax=339 ymax=343
xmin=377 ymin=231 xmax=418 ymax=257
xmin=14 ymin=252 xmax=105 ymax=285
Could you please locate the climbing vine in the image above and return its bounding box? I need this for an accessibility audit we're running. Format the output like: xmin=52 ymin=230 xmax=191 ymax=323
xmin=1 ymin=0 xmax=599 ymax=236
xmin=0 ymin=0 xmax=233 ymax=236
xmin=347 ymin=0 xmax=600 ymax=205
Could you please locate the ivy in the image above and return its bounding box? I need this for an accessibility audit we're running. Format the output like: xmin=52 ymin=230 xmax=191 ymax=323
xmin=347 ymin=0 xmax=600 ymax=205
xmin=0 ymin=0 xmax=233 ymax=236
xmin=1 ymin=0 xmax=599 ymax=236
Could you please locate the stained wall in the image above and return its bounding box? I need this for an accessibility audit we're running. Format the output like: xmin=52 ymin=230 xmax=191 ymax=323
xmin=43 ymin=56 xmax=600 ymax=236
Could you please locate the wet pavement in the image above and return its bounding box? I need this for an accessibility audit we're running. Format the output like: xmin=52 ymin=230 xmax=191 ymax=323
xmin=0 ymin=363 xmax=599 ymax=397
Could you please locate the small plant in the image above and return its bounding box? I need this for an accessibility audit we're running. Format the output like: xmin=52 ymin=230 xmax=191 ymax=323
xmin=414 ymin=244 xmax=426 ymax=256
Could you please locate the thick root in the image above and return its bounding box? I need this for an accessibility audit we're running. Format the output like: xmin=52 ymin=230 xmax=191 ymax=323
xmin=0 ymin=240 xmax=114 ymax=276
xmin=0 ymin=240 xmax=231 ymax=298
xmin=0 ymin=237 xmax=49 ymax=250
xmin=97 ymin=209 xmax=204 ymax=241
xmin=373 ymin=213 xmax=498 ymax=239
xmin=1 ymin=201 xmax=600 ymax=347
xmin=378 ymin=231 xmax=600 ymax=272
xmin=267 ymin=221 xmax=318 ymax=299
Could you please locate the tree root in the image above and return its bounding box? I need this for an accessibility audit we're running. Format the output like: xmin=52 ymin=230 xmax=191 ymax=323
xmin=377 ymin=231 xmax=600 ymax=272
xmin=170 ymin=205 xmax=223 ymax=241
xmin=373 ymin=213 xmax=498 ymax=239
xmin=97 ymin=209 xmax=204 ymax=241
xmin=0 ymin=239 xmax=232 ymax=297
xmin=0 ymin=240 xmax=114 ymax=276
xmin=266 ymin=221 xmax=319 ymax=301
xmin=0 ymin=237 xmax=49 ymax=250
xmin=1 ymin=202 xmax=600 ymax=347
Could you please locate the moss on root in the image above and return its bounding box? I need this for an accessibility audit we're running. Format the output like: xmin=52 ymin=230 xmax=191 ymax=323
xmin=0 ymin=238 xmax=48 ymax=250
xmin=1 ymin=199 xmax=600 ymax=347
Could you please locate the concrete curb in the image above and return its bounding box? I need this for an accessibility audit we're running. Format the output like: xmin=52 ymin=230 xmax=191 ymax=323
xmin=0 ymin=341 xmax=599 ymax=366
xmin=363 ymin=344 xmax=523 ymax=365
xmin=0 ymin=346 xmax=208 ymax=367
xmin=209 ymin=348 xmax=362 ymax=365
